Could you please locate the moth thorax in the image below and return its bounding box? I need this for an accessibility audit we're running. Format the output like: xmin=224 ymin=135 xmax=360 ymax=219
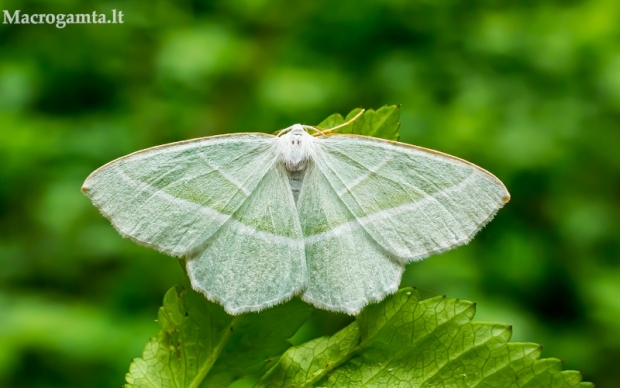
xmin=277 ymin=124 xmax=315 ymax=172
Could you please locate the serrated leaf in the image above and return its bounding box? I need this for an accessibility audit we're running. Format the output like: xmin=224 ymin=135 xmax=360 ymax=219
xmin=256 ymin=288 xmax=593 ymax=388
xmin=125 ymin=284 xmax=312 ymax=388
xmin=316 ymin=105 xmax=400 ymax=141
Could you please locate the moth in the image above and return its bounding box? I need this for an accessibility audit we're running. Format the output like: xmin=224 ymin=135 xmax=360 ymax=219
xmin=82 ymin=114 xmax=509 ymax=315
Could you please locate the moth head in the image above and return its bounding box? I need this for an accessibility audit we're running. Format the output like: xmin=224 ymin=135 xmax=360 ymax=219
xmin=276 ymin=124 xmax=315 ymax=171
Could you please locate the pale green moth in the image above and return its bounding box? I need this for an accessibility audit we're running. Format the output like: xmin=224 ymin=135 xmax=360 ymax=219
xmin=82 ymin=114 xmax=509 ymax=315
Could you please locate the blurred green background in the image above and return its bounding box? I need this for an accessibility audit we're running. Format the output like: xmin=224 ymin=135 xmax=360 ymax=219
xmin=1 ymin=0 xmax=618 ymax=386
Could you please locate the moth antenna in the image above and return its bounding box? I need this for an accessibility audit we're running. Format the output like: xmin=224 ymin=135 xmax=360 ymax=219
xmin=313 ymin=109 xmax=365 ymax=136
xmin=275 ymin=126 xmax=294 ymax=137
xmin=302 ymin=126 xmax=326 ymax=136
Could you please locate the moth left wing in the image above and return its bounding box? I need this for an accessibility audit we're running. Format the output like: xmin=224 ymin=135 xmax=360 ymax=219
xmin=186 ymin=163 xmax=306 ymax=314
xmin=82 ymin=133 xmax=277 ymax=257
xmin=312 ymin=135 xmax=510 ymax=263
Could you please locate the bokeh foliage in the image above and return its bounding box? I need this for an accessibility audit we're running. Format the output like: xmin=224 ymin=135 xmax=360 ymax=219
xmin=0 ymin=0 xmax=618 ymax=386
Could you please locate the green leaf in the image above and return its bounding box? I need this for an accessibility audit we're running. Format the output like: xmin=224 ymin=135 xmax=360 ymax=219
xmin=256 ymin=288 xmax=593 ymax=388
xmin=316 ymin=105 xmax=401 ymax=141
xmin=124 ymin=284 xmax=312 ymax=388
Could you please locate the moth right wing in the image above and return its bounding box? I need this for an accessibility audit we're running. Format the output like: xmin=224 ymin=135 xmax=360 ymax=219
xmin=297 ymin=162 xmax=404 ymax=315
xmin=82 ymin=133 xmax=277 ymax=257
xmin=312 ymin=135 xmax=510 ymax=263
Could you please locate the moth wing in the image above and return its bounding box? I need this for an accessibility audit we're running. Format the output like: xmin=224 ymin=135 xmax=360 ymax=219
xmin=187 ymin=163 xmax=305 ymax=314
xmin=82 ymin=133 xmax=278 ymax=257
xmin=313 ymin=135 xmax=510 ymax=263
xmin=297 ymin=162 xmax=403 ymax=315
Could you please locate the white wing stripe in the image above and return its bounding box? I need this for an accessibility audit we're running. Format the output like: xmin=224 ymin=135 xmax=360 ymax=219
xmin=305 ymin=172 xmax=479 ymax=245
xmin=226 ymin=219 xmax=304 ymax=249
xmin=117 ymin=169 xmax=300 ymax=249
xmin=197 ymin=152 xmax=252 ymax=196
xmin=336 ymin=153 xmax=392 ymax=196
xmin=116 ymin=168 xmax=229 ymax=223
